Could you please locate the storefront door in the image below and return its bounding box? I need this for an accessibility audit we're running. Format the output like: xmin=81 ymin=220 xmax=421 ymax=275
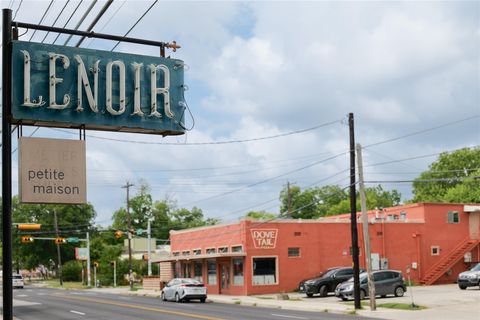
xmin=219 ymin=262 xmax=230 ymax=293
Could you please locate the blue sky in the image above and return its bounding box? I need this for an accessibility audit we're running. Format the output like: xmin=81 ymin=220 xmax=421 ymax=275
xmin=2 ymin=0 xmax=479 ymax=226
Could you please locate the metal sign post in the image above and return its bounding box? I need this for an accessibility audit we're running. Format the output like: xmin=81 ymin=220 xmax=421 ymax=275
xmin=2 ymin=8 xmax=183 ymax=319
xmin=2 ymin=9 xmax=14 ymax=320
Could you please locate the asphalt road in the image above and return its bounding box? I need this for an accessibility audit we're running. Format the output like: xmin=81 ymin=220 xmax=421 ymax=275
xmin=2 ymin=286 xmax=378 ymax=320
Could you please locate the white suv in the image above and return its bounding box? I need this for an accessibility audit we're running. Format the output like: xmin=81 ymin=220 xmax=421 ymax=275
xmin=13 ymin=274 xmax=24 ymax=289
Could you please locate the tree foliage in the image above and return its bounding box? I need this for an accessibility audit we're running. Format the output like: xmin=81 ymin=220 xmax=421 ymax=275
xmin=111 ymin=183 xmax=219 ymax=240
xmin=10 ymin=197 xmax=96 ymax=271
xmin=412 ymin=147 xmax=480 ymax=203
xmin=279 ymin=184 xmax=401 ymax=219
xmin=245 ymin=211 xmax=277 ymax=220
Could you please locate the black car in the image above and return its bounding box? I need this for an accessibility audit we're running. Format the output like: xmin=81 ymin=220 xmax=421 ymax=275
xmin=303 ymin=267 xmax=364 ymax=297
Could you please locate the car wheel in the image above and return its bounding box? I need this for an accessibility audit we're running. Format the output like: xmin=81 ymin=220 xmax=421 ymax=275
xmin=394 ymin=286 xmax=405 ymax=297
xmin=200 ymin=298 xmax=206 ymax=303
xmin=175 ymin=293 xmax=181 ymax=303
xmin=161 ymin=292 xmax=167 ymax=301
xmin=381 ymin=295 xmax=387 ymax=298
xmin=341 ymin=296 xmax=348 ymax=301
xmin=360 ymin=289 xmax=366 ymax=300
xmin=306 ymin=293 xmax=314 ymax=298
xmin=319 ymin=285 xmax=328 ymax=297
xmin=459 ymin=285 xmax=467 ymax=290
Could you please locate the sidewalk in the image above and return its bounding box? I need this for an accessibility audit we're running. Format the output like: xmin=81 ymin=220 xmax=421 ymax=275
xmin=90 ymin=284 xmax=480 ymax=320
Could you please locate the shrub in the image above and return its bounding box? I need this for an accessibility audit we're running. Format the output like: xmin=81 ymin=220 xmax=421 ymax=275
xmin=62 ymin=260 xmax=83 ymax=282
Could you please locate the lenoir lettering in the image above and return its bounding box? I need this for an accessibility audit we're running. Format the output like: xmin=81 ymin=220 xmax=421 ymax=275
xmin=19 ymin=50 xmax=173 ymax=118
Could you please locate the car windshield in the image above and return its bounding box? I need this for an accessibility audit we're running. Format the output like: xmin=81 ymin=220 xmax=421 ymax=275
xmin=471 ymin=263 xmax=480 ymax=272
xmin=321 ymin=269 xmax=338 ymax=278
xmin=180 ymin=279 xmax=201 ymax=284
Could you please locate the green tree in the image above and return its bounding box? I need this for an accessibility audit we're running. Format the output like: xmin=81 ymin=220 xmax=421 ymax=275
xmin=11 ymin=197 xmax=96 ymax=271
xmin=111 ymin=183 xmax=219 ymax=241
xmin=245 ymin=211 xmax=277 ymax=220
xmin=412 ymin=147 xmax=480 ymax=203
xmin=280 ymin=184 xmax=400 ymax=218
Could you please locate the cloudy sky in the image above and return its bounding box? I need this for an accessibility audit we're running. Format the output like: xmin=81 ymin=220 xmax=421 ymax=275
xmin=2 ymin=0 xmax=479 ymax=225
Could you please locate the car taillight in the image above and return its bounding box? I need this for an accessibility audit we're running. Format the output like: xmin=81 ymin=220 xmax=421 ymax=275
xmin=181 ymin=284 xmax=204 ymax=287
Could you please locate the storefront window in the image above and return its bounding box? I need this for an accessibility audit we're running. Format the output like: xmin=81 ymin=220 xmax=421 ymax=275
xmin=174 ymin=261 xmax=181 ymax=278
xmin=232 ymin=258 xmax=244 ymax=285
xmin=207 ymin=260 xmax=217 ymax=285
xmin=231 ymin=245 xmax=243 ymax=252
xmin=252 ymin=257 xmax=277 ymax=285
xmin=194 ymin=261 xmax=203 ymax=282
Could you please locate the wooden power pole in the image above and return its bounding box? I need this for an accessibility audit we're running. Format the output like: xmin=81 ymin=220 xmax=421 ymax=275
xmin=357 ymin=143 xmax=376 ymax=310
xmin=122 ymin=181 xmax=134 ymax=290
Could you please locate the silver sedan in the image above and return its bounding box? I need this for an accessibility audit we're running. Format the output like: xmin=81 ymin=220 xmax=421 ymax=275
xmin=161 ymin=278 xmax=207 ymax=303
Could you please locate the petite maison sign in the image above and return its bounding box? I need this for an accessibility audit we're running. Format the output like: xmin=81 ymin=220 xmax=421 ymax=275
xmin=251 ymin=229 xmax=278 ymax=249
xmin=11 ymin=41 xmax=185 ymax=135
xmin=19 ymin=137 xmax=86 ymax=204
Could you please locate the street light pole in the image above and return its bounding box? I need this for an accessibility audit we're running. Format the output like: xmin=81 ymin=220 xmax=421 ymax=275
xmin=53 ymin=210 xmax=63 ymax=286
xmin=87 ymin=231 xmax=91 ymax=287
xmin=122 ymin=181 xmax=134 ymax=290
xmin=147 ymin=218 xmax=152 ymax=276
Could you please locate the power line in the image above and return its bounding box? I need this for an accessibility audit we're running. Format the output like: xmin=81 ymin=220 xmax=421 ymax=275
xmin=28 ymin=0 xmax=55 ymax=42
xmin=85 ymin=0 xmax=127 ymax=48
xmin=52 ymin=0 xmax=84 ymax=44
xmin=50 ymin=118 xmax=343 ymax=145
xmin=40 ymin=0 xmax=71 ymax=43
xmin=365 ymin=176 xmax=480 ymax=184
xmin=110 ymin=0 xmax=158 ymax=51
xmin=75 ymin=0 xmax=113 ymax=47
xmin=180 ymin=151 xmax=348 ymax=207
xmin=13 ymin=0 xmax=23 ymax=20
xmin=63 ymin=0 xmax=97 ymax=46
xmin=363 ymin=115 xmax=480 ymax=149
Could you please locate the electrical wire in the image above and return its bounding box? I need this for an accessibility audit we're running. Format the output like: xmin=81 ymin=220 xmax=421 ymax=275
xmin=63 ymin=0 xmax=97 ymax=46
xmin=50 ymin=118 xmax=343 ymax=145
xmin=363 ymin=114 xmax=480 ymax=149
xmin=180 ymin=151 xmax=348 ymax=207
xmin=40 ymin=0 xmax=71 ymax=43
xmin=75 ymin=0 xmax=113 ymax=47
xmin=28 ymin=0 xmax=55 ymax=42
xmin=13 ymin=0 xmax=23 ymax=20
xmin=52 ymin=0 xmax=84 ymax=44
xmin=85 ymin=0 xmax=127 ymax=48
xmin=110 ymin=0 xmax=158 ymax=51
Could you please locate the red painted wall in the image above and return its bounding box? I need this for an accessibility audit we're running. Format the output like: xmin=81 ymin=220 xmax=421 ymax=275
xmin=167 ymin=203 xmax=479 ymax=295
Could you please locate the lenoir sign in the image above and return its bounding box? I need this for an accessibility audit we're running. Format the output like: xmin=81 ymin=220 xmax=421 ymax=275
xmin=11 ymin=41 xmax=186 ymax=135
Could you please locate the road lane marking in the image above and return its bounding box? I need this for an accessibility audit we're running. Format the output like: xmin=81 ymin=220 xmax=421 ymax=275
xmin=56 ymin=295 xmax=224 ymax=320
xmin=16 ymin=294 xmax=28 ymax=297
xmin=271 ymin=314 xmax=309 ymax=320
xmin=70 ymin=310 xmax=86 ymax=316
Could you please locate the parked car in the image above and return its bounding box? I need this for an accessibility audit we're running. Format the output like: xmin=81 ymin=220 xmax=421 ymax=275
xmin=13 ymin=274 xmax=24 ymax=289
xmin=303 ymin=267 xmax=365 ymax=297
xmin=457 ymin=263 xmax=480 ymax=290
xmin=161 ymin=278 xmax=207 ymax=303
xmin=335 ymin=270 xmax=406 ymax=301
xmin=298 ymin=270 xmax=328 ymax=292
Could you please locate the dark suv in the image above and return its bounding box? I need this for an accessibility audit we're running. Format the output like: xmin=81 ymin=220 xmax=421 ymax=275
xmin=303 ymin=267 xmax=363 ymax=297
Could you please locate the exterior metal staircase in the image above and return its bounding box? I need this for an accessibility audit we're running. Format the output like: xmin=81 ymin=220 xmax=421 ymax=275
xmin=421 ymin=237 xmax=479 ymax=285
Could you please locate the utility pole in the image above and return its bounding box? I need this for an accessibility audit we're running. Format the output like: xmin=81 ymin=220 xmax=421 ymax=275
xmin=53 ymin=210 xmax=63 ymax=286
xmin=349 ymin=113 xmax=361 ymax=309
xmin=287 ymin=181 xmax=292 ymax=218
xmin=122 ymin=181 xmax=134 ymax=290
xmin=86 ymin=232 xmax=91 ymax=287
xmin=113 ymin=261 xmax=117 ymax=287
xmin=147 ymin=218 xmax=152 ymax=276
xmin=357 ymin=143 xmax=376 ymax=310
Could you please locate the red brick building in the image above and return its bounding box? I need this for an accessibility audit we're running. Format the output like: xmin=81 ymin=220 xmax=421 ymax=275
xmin=155 ymin=203 xmax=480 ymax=295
